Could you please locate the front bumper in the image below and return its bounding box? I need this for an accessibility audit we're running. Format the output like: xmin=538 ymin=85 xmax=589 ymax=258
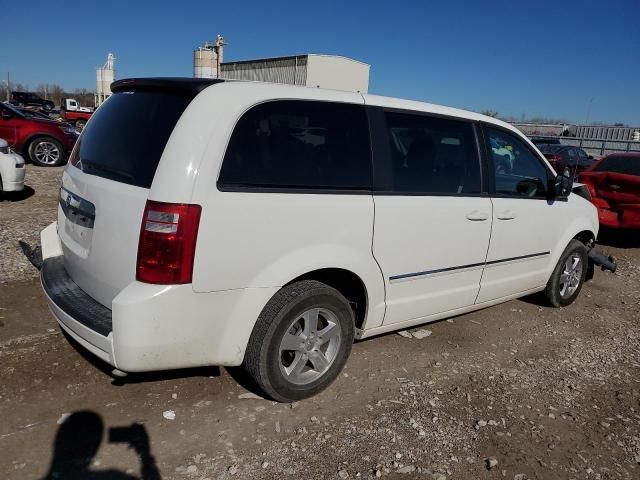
xmin=0 ymin=155 xmax=26 ymax=191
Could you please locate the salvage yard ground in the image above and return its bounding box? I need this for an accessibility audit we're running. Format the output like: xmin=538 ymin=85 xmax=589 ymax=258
xmin=1 ymin=165 xmax=639 ymax=479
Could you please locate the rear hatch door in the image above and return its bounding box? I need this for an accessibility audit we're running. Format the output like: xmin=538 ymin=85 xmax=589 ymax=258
xmin=58 ymin=87 xmax=198 ymax=308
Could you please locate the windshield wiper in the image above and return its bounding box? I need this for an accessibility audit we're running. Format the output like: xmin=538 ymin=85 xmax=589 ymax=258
xmin=80 ymin=160 xmax=135 ymax=182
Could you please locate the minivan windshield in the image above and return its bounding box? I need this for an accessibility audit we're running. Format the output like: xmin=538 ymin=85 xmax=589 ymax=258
xmin=75 ymin=90 xmax=194 ymax=188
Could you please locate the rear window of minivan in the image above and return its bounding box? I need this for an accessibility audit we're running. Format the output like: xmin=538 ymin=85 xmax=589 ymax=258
xmin=74 ymin=90 xmax=194 ymax=188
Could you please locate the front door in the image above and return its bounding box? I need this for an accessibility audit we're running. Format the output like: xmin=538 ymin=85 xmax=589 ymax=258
xmin=370 ymin=108 xmax=492 ymax=324
xmin=477 ymin=126 xmax=567 ymax=303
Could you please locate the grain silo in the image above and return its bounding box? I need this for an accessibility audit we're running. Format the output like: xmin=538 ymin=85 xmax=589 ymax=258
xmin=95 ymin=53 xmax=115 ymax=107
xmin=193 ymin=35 xmax=225 ymax=78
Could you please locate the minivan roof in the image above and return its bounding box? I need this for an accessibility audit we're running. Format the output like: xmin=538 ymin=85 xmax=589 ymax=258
xmin=111 ymin=77 xmax=225 ymax=94
xmin=111 ymin=77 xmax=523 ymax=137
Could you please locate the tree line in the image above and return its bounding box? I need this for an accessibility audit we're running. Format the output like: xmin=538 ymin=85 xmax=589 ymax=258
xmin=0 ymin=82 xmax=95 ymax=108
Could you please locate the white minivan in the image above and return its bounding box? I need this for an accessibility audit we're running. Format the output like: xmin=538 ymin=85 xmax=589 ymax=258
xmin=41 ymin=78 xmax=605 ymax=401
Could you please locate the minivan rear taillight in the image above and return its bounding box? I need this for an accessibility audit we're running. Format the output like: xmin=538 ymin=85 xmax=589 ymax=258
xmin=136 ymin=201 xmax=202 ymax=284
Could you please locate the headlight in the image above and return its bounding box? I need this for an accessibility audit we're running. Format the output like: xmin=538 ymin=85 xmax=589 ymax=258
xmin=59 ymin=125 xmax=78 ymax=136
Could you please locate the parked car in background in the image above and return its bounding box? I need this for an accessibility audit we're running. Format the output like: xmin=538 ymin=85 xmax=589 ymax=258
xmin=0 ymin=138 xmax=25 ymax=192
xmin=578 ymin=153 xmax=640 ymax=229
xmin=10 ymin=91 xmax=55 ymax=111
xmin=15 ymin=106 xmax=54 ymax=121
xmin=40 ymin=78 xmax=607 ymax=402
xmin=60 ymin=98 xmax=93 ymax=131
xmin=530 ymin=136 xmax=562 ymax=146
xmin=538 ymin=144 xmax=594 ymax=176
xmin=0 ymin=102 xmax=78 ymax=166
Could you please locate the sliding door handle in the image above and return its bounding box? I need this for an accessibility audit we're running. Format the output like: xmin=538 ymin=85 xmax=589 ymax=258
xmin=466 ymin=211 xmax=489 ymax=221
xmin=496 ymin=210 xmax=516 ymax=220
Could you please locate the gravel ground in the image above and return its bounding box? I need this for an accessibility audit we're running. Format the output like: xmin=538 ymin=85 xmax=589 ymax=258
xmin=1 ymin=165 xmax=639 ymax=480
xmin=0 ymin=165 xmax=63 ymax=283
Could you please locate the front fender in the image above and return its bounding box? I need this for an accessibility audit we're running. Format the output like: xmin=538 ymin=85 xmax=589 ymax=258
xmin=546 ymin=203 xmax=598 ymax=279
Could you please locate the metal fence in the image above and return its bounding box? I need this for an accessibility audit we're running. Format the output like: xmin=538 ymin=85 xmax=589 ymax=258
xmin=529 ymin=135 xmax=640 ymax=157
xmin=558 ymin=137 xmax=640 ymax=157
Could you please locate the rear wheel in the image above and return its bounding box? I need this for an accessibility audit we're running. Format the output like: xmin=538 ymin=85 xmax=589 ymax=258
xmin=28 ymin=137 xmax=66 ymax=167
xmin=544 ymin=239 xmax=587 ymax=307
xmin=242 ymin=280 xmax=355 ymax=402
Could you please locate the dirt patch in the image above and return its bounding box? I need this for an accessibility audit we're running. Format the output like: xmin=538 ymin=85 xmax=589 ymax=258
xmin=0 ymin=165 xmax=638 ymax=479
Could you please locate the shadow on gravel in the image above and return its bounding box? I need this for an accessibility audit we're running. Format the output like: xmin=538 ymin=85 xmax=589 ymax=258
xmin=0 ymin=185 xmax=35 ymax=202
xmin=61 ymin=329 xmax=220 ymax=386
xmin=518 ymin=292 xmax=549 ymax=307
xmin=597 ymin=228 xmax=640 ymax=248
xmin=40 ymin=410 xmax=162 ymax=480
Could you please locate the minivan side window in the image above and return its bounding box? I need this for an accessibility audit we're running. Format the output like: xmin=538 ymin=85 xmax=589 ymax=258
xmin=383 ymin=112 xmax=481 ymax=194
xmin=485 ymin=127 xmax=549 ymax=198
xmin=218 ymin=100 xmax=372 ymax=190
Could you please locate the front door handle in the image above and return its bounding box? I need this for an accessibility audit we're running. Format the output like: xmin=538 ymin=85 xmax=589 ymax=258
xmin=466 ymin=210 xmax=489 ymax=221
xmin=496 ymin=210 xmax=516 ymax=220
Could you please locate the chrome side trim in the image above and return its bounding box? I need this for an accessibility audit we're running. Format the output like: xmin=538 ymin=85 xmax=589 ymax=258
xmin=389 ymin=251 xmax=550 ymax=282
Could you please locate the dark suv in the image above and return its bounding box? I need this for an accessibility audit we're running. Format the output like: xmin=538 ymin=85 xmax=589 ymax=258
xmin=10 ymin=91 xmax=55 ymax=111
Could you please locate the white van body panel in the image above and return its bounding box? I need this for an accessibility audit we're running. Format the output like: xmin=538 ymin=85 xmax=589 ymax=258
xmin=111 ymin=282 xmax=280 ymax=370
xmin=373 ymin=196 xmax=492 ymax=323
xmin=477 ymin=194 xmax=598 ymax=303
xmin=40 ymin=80 xmax=600 ymax=373
xmin=59 ymin=165 xmax=149 ymax=308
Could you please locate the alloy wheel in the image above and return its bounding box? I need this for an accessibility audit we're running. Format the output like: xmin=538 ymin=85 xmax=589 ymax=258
xmin=278 ymin=307 xmax=342 ymax=385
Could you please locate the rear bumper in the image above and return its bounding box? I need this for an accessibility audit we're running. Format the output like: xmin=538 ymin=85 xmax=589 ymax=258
xmin=597 ymin=205 xmax=640 ymax=229
xmin=40 ymin=227 xmax=279 ymax=372
xmin=41 ymin=256 xmax=115 ymax=364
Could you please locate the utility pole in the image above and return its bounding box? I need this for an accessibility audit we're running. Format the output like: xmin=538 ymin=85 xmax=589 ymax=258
xmin=6 ymin=72 xmax=9 ymax=101
xmin=585 ymin=97 xmax=594 ymax=125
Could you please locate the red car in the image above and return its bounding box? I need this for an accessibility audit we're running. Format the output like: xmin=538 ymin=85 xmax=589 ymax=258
xmin=578 ymin=153 xmax=640 ymax=229
xmin=0 ymin=102 xmax=78 ymax=167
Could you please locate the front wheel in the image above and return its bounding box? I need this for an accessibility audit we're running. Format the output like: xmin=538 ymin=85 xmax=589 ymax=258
xmin=544 ymin=239 xmax=588 ymax=307
xmin=242 ymin=280 xmax=355 ymax=402
xmin=28 ymin=137 xmax=66 ymax=167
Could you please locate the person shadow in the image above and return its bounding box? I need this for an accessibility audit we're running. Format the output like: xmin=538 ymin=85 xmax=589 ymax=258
xmin=40 ymin=410 xmax=162 ymax=480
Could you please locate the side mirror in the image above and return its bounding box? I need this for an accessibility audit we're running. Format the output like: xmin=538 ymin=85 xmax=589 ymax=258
xmin=588 ymin=155 xmax=594 ymax=160
xmin=552 ymin=174 xmax=572 ymax=198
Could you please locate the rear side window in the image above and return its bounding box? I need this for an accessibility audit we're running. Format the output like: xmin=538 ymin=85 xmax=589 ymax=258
xmin=75 ymin=91 xmax=194 ymax=188
xmin=218 ymin=100 xmax=372 ymax=190
xmin=384 ymin=112 xmax=481 ymax=194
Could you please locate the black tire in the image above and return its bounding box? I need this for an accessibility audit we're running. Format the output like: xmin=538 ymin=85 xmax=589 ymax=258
xmin=28 ymin=137 xmax=66 ymax=167
xmin=75 ymin=119 xmax=87 ymax=131
xmin=544 ymin=239 xmax=588 ymax=307
xmin=242 ymin=280 xmax=355 ymax=402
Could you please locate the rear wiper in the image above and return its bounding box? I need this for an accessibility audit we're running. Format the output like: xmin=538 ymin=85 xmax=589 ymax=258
xmin=80 ymin=160 xmax=135 ymax=182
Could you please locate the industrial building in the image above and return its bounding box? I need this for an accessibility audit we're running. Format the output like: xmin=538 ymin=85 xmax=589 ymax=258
xmin=95 ymin=53 xmax=115 ymax=107
xmin=192 ymin=34 xmax=369 ymax=93
xmin=219 ymin=54 xmax=370 ymax=93
xmin=193 ymin=35 xmax=225 ymax=78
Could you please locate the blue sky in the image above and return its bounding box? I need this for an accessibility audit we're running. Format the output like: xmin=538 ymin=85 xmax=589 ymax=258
xmin=1 ymin=0 xmax=639 ymax=124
